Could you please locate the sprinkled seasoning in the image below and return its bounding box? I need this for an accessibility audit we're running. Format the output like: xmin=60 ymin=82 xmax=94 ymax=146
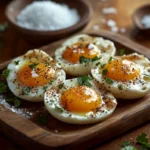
xmin=17 ymin=1 xmax=80 ymax=31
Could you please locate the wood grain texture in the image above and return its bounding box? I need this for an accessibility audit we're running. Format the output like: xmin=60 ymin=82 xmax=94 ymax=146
xmin=0 ymin=0 xmax=150 ymax=150
xmin=0 ymin=32 xmax=150 ymax=149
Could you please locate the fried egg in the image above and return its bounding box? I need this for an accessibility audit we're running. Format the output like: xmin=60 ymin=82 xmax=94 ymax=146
xmin=6 ymin=49 xmax=66 ymax=102
xmin=55 ymin=34 xmax=116 ymax=76
xmin=44 ymin=77 xmax=117 ymax=124
xmin=91 ymin=53 xmax=150 ymax=99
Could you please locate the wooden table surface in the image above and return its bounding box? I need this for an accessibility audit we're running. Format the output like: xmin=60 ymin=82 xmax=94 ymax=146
xmin=0 ymin=0 xmax=150 ymax=150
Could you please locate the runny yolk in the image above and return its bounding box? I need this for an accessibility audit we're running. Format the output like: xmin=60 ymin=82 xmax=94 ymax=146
xmin=61 ymin=86 xmax=101 ymax=113
xmin=104 ymin=59 xmax=140 ymax=81
xmin=18 ymin=63 xmax=55 ymax=87
xmin=63 ymin=42 xmax=99 ymax=64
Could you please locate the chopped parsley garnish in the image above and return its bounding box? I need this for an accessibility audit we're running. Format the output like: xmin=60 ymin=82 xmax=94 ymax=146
xmin=95 ymin=62 xmax=101 ymax=66
xmin=80 ymin=56 xmax=101 ymax=63
xmin=120 ymin=133 xmax=150 ymax=150
xmin=58 ymin=83 xmax=64 ymax=89
xmin=118 ymin=85 xmax=123 ymax=90
xmin=91 ymin=56 xmax=101 ymax=62
xmin=2 ymin=69 xmax=10 ymax=78
xmin=108 ymin=56 xmax=113 ymax=62
xmin=136 ymin=133 xmax=150 ymax=149
xmin=22 ymin=87 xmax=31 ymax=95
xmin=101 ymin=64 xmax=105 ymax=68
xmin=29 ymin=63 xmax=38 ymax=69
xmin=102 ymin=69 xmax=108 ymax=75
xmin=45 ymin=61 xmax=50 ymax=66
xmin=121 ymin=141 xmax=137 ymax=150
xmin=77 ymin=75 xmax=93 ymax=87
xmin=55 ymin=106 xmax=63 ymax=113
xmin=49 ymin=80 xmax=54 ymax=85
xmin=120 ymin=49 xmax=125 ymax=55
xmin=79 ymin=56 xmax=91 ymax=64
xmin=36 ymin=112 xmax=49 ymax=125
xmin=14 ymin=60 xmax=20 ymax=65
xmin=6 ymin=97 xmax=21 ymax=108
xmin=105 ymin=78 xmax=113 ymax=84
xmin=43 ymin=86 xmax=48 ymax=92
xmin=0 ymin=82 xmax=8 ymax=94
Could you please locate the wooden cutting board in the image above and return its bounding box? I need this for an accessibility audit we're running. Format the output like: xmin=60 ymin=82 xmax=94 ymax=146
xmin=0 ymin=31 xmax=150 ymax=150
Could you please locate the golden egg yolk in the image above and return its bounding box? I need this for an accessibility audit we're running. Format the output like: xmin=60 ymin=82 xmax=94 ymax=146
xmin=103 ymin=59 xmax=140 ymax=81
xmin=18 ymin=63 xmax=55 ymax=87
xmin=61 ymin=86 xmax=101 ymax=113
xmin=63 ymin=42 xmax=99 ymax=64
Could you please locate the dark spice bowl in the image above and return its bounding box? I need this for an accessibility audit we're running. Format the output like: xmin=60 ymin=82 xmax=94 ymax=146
xmin=5 ymin=0 xmax=92 ymax=45
xmin=132 ymin=4 xmax=150 ymax=31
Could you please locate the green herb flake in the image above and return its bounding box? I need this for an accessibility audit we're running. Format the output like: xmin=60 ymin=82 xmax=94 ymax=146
xmin=49 ymin=80 xmax=54 ymax=85
xmin=6 ymin=97 xmax=21 ymax=108
xmin=58 ymin=83 xmax=64 ymax=89
xmin=136 ymin=133 xmax=150 ymax=148
xmin=28 ymin=63 xmax=38 ymax=69
xmin=121 ymin=141 xmax=132 ymax=147
xmin=105 ymin=78 xmax=113 ymax=84
xmin=95 ymin=62 xmax=101 ymax=66
xmin=22 ymin=87 xmax=31 ymax=95
xmin=0 ymin=82 xmax=8 ymax=94
xmin=36 ymin=113 xmax=49 ymax=125
xmin=55 ymin=106 xmax=63 ymax=113
xmin=121 ymin=141 xmax=137 ymax=150
xmin=14 ymin=60 xmax=20 ymax=65
xmin=77 ymin=75 xmax=93 ymax=87
xmin=102 ymin=69 xmax=108 ymax=75
xmin=120 ymin=49 xmax=125 ymax=55
xmin=101 ymin=64 xmax=105 ymax=69
xmin=118 ymin=85 xmax=123 ymax=90
xmin=14 ymin=99 xmax=21 ymax=108
xmin=108 ymin=56 xmax=113 ymax=62
xmin=43 ymin=86 xmax=48 ymax=92
xmin=2 ymin=69 xmax=10 ymax=78
xmin=91 ymin=56 xmax=101 ymax=62
xmin=79 ymin=56 xmax=91 ymax=64
xmin=0 ymin=22 xmax=8 ymax=32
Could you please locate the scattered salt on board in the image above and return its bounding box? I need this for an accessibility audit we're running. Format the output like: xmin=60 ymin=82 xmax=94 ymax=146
xmin=17 ymin=1 xmax=80 ymax=31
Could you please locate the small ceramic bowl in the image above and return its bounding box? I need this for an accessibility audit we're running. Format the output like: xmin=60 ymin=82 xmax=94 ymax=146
xmin=132 ymin=4 xmax=150 ymax=30
xmin=5 ymin=0 xmax=92 ymax=45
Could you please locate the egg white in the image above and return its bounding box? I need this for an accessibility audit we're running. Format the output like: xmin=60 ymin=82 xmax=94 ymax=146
xmin=44 ymin=78 xmax=117 ymax=124
xmin=55 ymin=34 xmax=116 ymax=76
xmin=91 ymin=53 xmax=150 ymax=99
xmin=6 ymin=49 xmax=66 ymax=102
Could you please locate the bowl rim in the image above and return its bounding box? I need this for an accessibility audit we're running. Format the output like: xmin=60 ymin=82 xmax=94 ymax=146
xmin=132 ymin=4 xmax=150 ymax=30
xmin=5 ymin=0 xmax=92 ymax=35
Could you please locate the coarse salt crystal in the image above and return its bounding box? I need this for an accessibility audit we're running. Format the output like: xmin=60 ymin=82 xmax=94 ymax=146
xmin=120 ymin=27 xmax=126 ymax=33
xmin=87 ymin=43 xmax=94 ymax=49
xmin=111 ymin=26 xmax=118 ymax=33
xmin=17 ymin=1 xmax=80 ymax=31
xmin=102 ymin=7 xmax=117 ymax=14
xmin=93 ymin=25 xmax=100 ymax=31
xmin=107 ymin=19 xmax=116 ymax=27
xmin=31 ymin=69 xmax=39 ymax=78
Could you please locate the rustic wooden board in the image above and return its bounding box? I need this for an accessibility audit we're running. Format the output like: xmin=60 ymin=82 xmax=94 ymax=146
xmin=0 ymin=31 xmax=150 ymax=150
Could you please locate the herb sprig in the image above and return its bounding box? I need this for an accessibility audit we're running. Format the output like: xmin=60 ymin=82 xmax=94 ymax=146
xmin=77 ymin=75 xmax=93 ymax=87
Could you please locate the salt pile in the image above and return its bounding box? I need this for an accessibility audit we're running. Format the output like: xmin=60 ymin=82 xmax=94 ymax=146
xmin=141 ymin=15 xmax=150 ymax=28
xmin=17 ymin=1 xmax=80 ymax=31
